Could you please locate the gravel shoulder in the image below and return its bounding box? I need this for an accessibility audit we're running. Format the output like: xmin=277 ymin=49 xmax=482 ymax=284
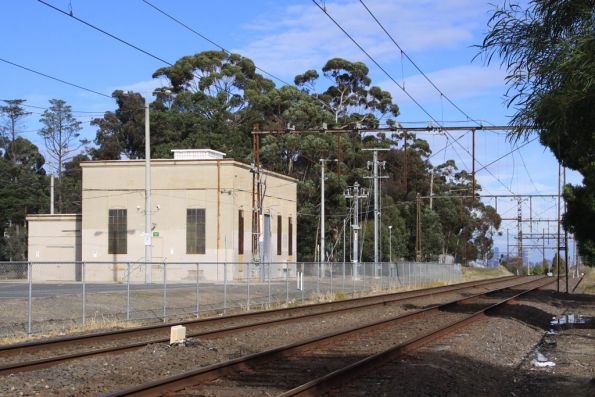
xmin=331 ymin=280 xmax=594 ymax=397
xmin=0 ymin=277 xmax=592 ymax=396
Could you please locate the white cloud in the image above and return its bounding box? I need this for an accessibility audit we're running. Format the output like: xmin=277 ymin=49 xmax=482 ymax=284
xmin=384 ymin=65 xmax=507 ymax=104
xmin=235 ymin=0 xmax=488 ymax=78
xmin=108 ymin=78 xmax=169 ymax=96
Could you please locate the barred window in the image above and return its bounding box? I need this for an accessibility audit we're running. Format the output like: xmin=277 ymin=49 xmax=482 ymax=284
xmin=288 ymin=217 xmax=293 ymax=256
xmin=187 ymin=208 xmax=206 ymax=254
xmin=277 ymin=215 xmax=282 ymax=255
xmin=238 ymin=209 xmax=244 ymax=255
xmin=108 ymin=209 xmax=127 ymax=254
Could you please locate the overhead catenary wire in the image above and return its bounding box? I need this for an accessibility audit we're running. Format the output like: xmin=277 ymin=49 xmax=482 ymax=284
xmin=0 ymin=57 xmax=112 ymax=99
xmin=358 ymin=0 xmax=483 ymax=127
xmin=311 ymin=0 xmax=440 ymax=124
xmin=475 ymin=136 xmax=538 ymax=174
xmin=37 ymin=0 xmax=173 ymax=67
xmin=518 ymin=145 xmax=542 ymax=194
xmin=141 ymin=0 xmax=293 ymax=88
xmin=12 ymin=103 xmax=107 ymax=115
xmin=312 ymin=0 xmax=517 ymax=196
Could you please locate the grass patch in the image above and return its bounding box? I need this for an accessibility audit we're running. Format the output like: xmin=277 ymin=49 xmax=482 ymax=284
xmin=579 ymin=266 xmax=595 ymax=294
xmin=0 ymin=315 xmax=143 ymax=346
xmin=460 ymin=265 xmax=512 ymax=282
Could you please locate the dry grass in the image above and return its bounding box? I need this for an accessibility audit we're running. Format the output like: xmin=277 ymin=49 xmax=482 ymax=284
xmin=579 ymin=266 xmax=595 ymax=294
xmin=460 ymin=265 xmax=512 ymax=282
xmin=0 ymin=315 xmax=144 ymax=346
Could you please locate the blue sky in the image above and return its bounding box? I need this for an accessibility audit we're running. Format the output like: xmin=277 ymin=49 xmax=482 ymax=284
xmin=1 ymin=0 xmax=580 ymax=263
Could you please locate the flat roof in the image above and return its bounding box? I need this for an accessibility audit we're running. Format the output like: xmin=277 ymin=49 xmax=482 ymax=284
xmin=26 ymin=214 xmax=81 ymax=221
xmin=80 ymin=158 xmax=298 ymax=183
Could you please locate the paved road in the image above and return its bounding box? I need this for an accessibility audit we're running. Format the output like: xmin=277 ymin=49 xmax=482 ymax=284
xmin=0 ymin=282 xmax=224 ymax=298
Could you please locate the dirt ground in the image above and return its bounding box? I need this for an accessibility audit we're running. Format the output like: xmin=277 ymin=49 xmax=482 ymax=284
xmin=333 ymin=278 xmax=594 ymax=396
xmin=0 ymin=274 xmax=591 ymax=396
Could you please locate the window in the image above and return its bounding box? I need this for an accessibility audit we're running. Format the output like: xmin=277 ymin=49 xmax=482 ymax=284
xmin=288 ymin=217 xmax=293 ymax=256
xmin=108 ymin=209 xmax=127 ymax=254
xmin=238 ymin=209 xmax=244 ymax=255
xmin=277 ymin=215 xmax=282 ymax=255
xmin=187 ymin=209 xmax=206 ymax=254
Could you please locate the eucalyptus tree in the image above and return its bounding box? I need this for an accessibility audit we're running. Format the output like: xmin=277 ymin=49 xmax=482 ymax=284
xmin=0 ymin=138 xmax=48 ymax=260
xmin=478 ymin=0 xmax=595 ymax=263
xmin=0 ymin=99 xmax=31 ymax=162
xmin=39 ymin=99 xmax=86 ymax=212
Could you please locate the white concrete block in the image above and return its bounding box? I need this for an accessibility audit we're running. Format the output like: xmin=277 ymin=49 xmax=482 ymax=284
xmin=170 ymin=325 xmax=186 ymax=344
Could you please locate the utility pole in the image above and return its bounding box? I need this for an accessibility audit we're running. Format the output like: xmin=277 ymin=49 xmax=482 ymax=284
xmin=50 ymin=163 xmax=55 ymax=215
xmin=557 ymin=161 xmax=561 ymax=292
xmin=415 ymin=193 xmax=422 ymax=262
xmin=471 ymin=128 xmax=476 ymax=203
xmin=564 ymin=167 xmax=569 ymax=293
xmin=363 ymin=148 xmax=388 ymax=277
xmin=344 ymin=182 xmax=368 ymax=279
xmin=144 ymin=97 xmax=152 ymax=283
xmin=320 ymin=159 xmax=331 ymax=275
xmin=506 ymin=228 xmax=510 ymax=261
xmin=250 ymin=123 xmax=265 ymax=281
xmin=517 ymin=198 xmax=523 ymax=275
xmin=388 ymin=225 xmax=393 ymax=263
xmin=403 ymin=131 xmax=408 ymax=192
xmin=542 ymin=228 xmax=546 ymax=271
xmin=429 ymin=169 xmax=434 ymax=210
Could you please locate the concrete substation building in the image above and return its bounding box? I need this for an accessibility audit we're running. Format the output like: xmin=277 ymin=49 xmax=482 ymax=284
xmin=27 ymin=149 xmax=297 ymax=282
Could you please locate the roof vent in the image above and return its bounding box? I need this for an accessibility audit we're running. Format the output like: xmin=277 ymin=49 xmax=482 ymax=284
xmin=171 ymin=149 xmax=226 ymax=160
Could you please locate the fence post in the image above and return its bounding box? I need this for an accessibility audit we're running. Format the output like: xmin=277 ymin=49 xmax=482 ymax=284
xmin=285 ymin=262 xmax=289 ymax=305
xmin=126 ymin=262 xmax=131 ymax=321
xmin=223 ymin=261 xmax=228 ymax=314
xmin=342 ymin=261 xmax=345 ymax=291
xmin=27 ymin=262 xmax=32 ymax=334
xmin=196 ymin=263 xmax=200 ymax=318
xmin=317 ymin=262 xmax=321 ymax=295
xmin=330 ymin=262 xmax=333 ymax=295
xmin=82 ymin=262 xmax=86 ymax=325
xmin=162 ymin=261 xmax=167 ymax=323
xmin=267 ymin=261 xmax=271 ymax=306
xmin=301 ymin=266 xmax=305 ymax=303
xmin=247 ymin=262 xmax=251 ymax=311
xmin=352 ymin=263 xmax=356 ymax=298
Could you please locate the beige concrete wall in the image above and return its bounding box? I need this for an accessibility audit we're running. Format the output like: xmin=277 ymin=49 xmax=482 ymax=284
xmin=26 ymin=214 xmax=82 ymax=281
xmin=81 ymin=159 xmax=297 ymax=282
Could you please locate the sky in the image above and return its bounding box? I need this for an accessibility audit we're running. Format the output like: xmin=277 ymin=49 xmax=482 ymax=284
xmin=0 ymin=0 xmax=582 ymax=263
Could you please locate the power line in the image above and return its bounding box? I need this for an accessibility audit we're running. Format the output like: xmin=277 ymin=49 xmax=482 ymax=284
xmin=475 ymin=137 xmax=538 ymax=174
xmin=311 ymin=0 xmax=439 ymax=124
xmin=4 ymin=102 xmax=108 ymax=115
xmin=518 ymin=144 xmax=542 ymax=194
xmin=358 ymin=0 xmax=482 ymax=127
xmin=37 ymin=0 xmax=173 ymax=66
xmin=141 ymin=0 xmax=293 ymax=87
xmin=312 ymin=0 xmax=516 ymax=195
xmin=0 ymin=57 xmax=112 ymax=99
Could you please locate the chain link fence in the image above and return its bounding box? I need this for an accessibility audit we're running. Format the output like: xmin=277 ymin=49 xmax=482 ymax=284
xmin=0 ymin=260 xmax=460 ymax=337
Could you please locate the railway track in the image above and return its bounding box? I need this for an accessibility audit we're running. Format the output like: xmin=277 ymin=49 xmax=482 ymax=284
xmin=99 ymin=276 xmax=554 ymax=397
xmin=0 ymin=276 xmax=522 ymax=375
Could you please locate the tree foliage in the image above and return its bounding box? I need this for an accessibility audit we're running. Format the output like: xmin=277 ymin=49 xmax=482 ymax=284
xmin=0 ymin=99 xmax=31 ymax=162
xmin=0 ymin=139 xmax=48 ymax=260
xmin=0 ymin=52 xmax=500 ymax=264
xmin=477 ymin=0 xmax=595 ymax=263
xmin=39 ymin=99 xmax=85 ymax=213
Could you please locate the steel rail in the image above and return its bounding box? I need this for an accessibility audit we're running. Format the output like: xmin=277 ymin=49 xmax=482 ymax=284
xmin=0 ymin=275 xmax=515 ymax=358
xmin=98 ymin=277 xmax=549 ymax=397
xmin=571 ymin=274 xmax=585 ymax=293
xmin=0 ymin=276 xmax=520 ymax=375
xmin=279 ymin=277 xmax=556 ymax=396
